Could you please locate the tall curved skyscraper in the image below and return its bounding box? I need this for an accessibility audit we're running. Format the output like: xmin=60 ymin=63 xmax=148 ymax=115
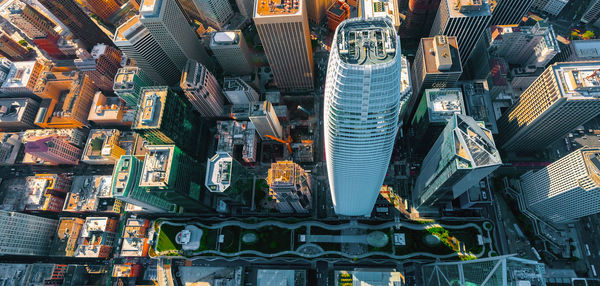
xmin=324 ymin=17 xmax=403 ymax=216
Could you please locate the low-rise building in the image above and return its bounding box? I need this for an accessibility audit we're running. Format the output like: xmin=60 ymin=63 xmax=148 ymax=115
xmin=81 ymin=129 xmax=129 ymax=165
xmin=222 ymin=77 xmax=259 ymax=105
xmin=87 ymin=91 xmax=134 ymax=126
xmin=74 ymin=217 xmax=118 ymax=258
xmin=0 ymin=132 xmax=22 ymax=165
xmin=205 ymin=152 xmax=251 ymax=212
xmin=49 ymin=217 xmax=85 ymax=257
xmin=120 ymin=218 xmax=151 ymax=257
xmin=23 ymin=174 xmax=72 ymax=212
xmin=216 ymin=120 xmax=258 ymax=163
xmin=63 ymin=175 xmax=121 ymax=213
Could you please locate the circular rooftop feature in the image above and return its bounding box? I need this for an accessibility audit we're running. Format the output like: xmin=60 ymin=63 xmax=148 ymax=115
xmin=366 ymin=231 xmax=389 ymax=247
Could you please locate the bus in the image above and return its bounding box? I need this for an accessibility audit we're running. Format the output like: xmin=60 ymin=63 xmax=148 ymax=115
xmin=591 ymin=265 xmax=597 ymax=277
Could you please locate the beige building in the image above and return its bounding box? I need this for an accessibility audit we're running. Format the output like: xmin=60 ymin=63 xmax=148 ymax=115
xmin=254 ymin=0 xmax=314 ymax=91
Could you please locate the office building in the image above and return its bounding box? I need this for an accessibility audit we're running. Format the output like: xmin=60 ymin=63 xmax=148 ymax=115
xmin=0 ymin=97 xmax=39 ymax=130
xmin=358 ymin=0 xmax=400 ymax=31
xmin=422 ymin=255 xmax=546 ymax=286
xmin=112 ymin=155 xmax=178 ymax=213
xmin=223 ymin=77 xmax=259 ymax=105
xmin=407 ymin=36 xmax=462 ymax=124
xmin=140 ymin=145 xmax=214 ymax=211
xmin=114 ymin=17 xmax=181 ymax=84
xmin=189 ymin=0 xmax=233 ymax=29
xmin=209 ymin=31 xmax=254 ymax=75
xmin=25 ymin=136 xmax=83 ymax=165
xmin=236 ymin=0 xmax=253 ymax=18
xmin=460 ymin=80 xmax=498 ymax=133
xmin=489 ymin=0 xmax=535 ymax=25
xmin=32 ymin=71 xmax=97 ymax=129
xmin=22 ymin=174 xmax=72 ymax=213
xmin=133 ymin=86 xmax=201 ymax=156
xmin=138 ymin=0 xmax=213 ymax=71
xmin=430 ymin=0 xmax=491 ymax=63
xmin=0 ymin=58 xmax=11 ymax=84
xmin=74 ymin=44 xmax=122 ymax=91
xmin=0 ymin=211 xmax=57 ymax=256
xmin=324 ymin=18 xmax=402 ymax=216
xmin=22 ymin=128 xmax=86 ymax=147
xmin=49 ymin=218 xmax=85 ymax=257
xmin=180 ymin=59 xmax=225 ymax=117
xmin=307 ymin=0 xmax=335 ymax=23
xmin=257 ymin=269 xmax=306 ymax=286
xmin=205 ymin=152 xmax=250 ymax=212
xmin=216 ymin=120 xmax=258 ymax=163
xmin=410 ymin=88 xmax=464 ymax=154
xmin=497 ymin=62 xmax=600 ymax=151
xmin=82 ymin=0 xmax=121 ymax=22
xmin=401 ymin=0 xmax=441 ymax=38
xmin=521 ymin=147 xmax=600 ymax=224
xmin=81 ymin=129 xmax=127 ymax=164
xmin=38 ymin=0 xmax=113 ymax=48
xmin=63 ymin=175 xmax=120 ymax=213
xmin=175 ymin=0 xmax=204 ymax=22
xmin=0 ymin=133 xmax=22 ymax=165
xmin=249 ymin=101 xmax=283 ymax=139
xmin=531 ymin=0 xmax=568 ymax=16
xmin=326 ymin=0 xmax=351 ymax=32
xmin=489 ymin=20 xmax=560 ymax=68
xmin=87 ymin=91 xmax=134 ymax=126
xmin=556 ymin=39 xmax=600 ymax=62
xmin=254 ymin=0 xmax=314 ymax=91
xmin=0 ymin=60 xmax=46 ymax=97
xmin=113 ymin=66 xmax=154 ymax=107
xmin=413 ymin=114 xmax=501 ymax=210
xmin=74 ymin=217 xmax=118 ymax=258
xmin=335 ymin=269 xmax=405 ymax=285
xmin=119 ymin=218 xmax=151 ymax=257
xmin=0 ymin=32 xmax=31 ymax=61
xmin=267 ymin=161 xmax=312 ymax=213
xmin=582 ymin=0 xmax=600 ymax=24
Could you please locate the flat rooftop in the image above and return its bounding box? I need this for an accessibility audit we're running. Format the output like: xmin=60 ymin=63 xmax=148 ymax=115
xmin=114 ymin=16 xmax=143 ymax=42
xmin=205 ymin=152 xmax=234 ymax=193
xmin=140 ymin=145 xmax=174 ymax=187
xmin=139 ymin=0 xmax=162 ymax=17
xmin=0 ymin=98 xmax=35 ymax=123
xmin=445 ymin=0 xmax=491 ymax=18
xmin=360 ymin=0 xmax=400 ymax=28
xmin=223 ymin=77 xmax=250 ymax=91
xmin=0 ymin=61 xmax=36 ymax=89
xmin=422 ymin=36 xmax=462 ymax=74
xmin=134 ymin=87 xmax=167 ymax=130
xmin=336 ymin=19 xmax=397 ymax=65
xmin=211 ymin=31 xmax=239 ymax=46
xmin=255 ymin=0 xmax=300 ymax=16
xmin=553 ymin=62 xmax=600 ymax=97
xmin=425 ymin=88 xmax=464 ymax=122
xmin=114 ymin=67 xmax=140 ymax=91
xmin=572 ymin=40 xmax=600 ymax=59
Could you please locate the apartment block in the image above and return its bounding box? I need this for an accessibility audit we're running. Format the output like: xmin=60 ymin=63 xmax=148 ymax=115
xmin=113 ymin=66 xmax=154 ymax=107
xmin=73 ymin=217 xmax=118 ymax=258
xmin=49 ymin=217 xmax=85 ymax=257
xmin=0 ymin=210 xmax=57 ymax=256
xmin=74 ymin=44 xmax=122 ymax=91
xmin=223 ymin=77 xmax=259 ymax=105
xmin=216 ymin=120 xmax=258 ymax=163
xmin=63 ymin=175 xmax=120 ymax=213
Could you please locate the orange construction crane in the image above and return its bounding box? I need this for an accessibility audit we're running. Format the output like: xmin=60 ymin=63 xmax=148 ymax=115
xmin=265 ymin=134 xmax=293 ymax=155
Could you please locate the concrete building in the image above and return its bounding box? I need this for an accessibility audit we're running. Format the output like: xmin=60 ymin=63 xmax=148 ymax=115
xmin=132 ymin=86 xmax=201 ymax=156
xmin=0 ymin=211 xmax=57 ymax=256
xmin=407 ymin=36 xmax=462 ymax=125
xmin=422 ymin=255 xmax=546 ymax=285
xmin=521 ymin=147 xmax=600 ymax=224
xmin=0 ymin=97 xmax=39 ymax=130
xmin=306 ymin=0 xmax=335 ymax=23
xmin=87 ymin=91 xmax=133 ymax=126
xmin=114 ymin=16 xmax=181 ymax=84
xmin=0 ymin=60 xmax=46 ymax=97
xmin=582 ymin=0 xmax=600 ymax=24
xmin=326 ymin=0 xmax=351 ymax=32
xmin=205 ymin=152 xmax=250 ymax=212
xmin=138 ymin=0 xmax=213 ymax=71
xmin=249 ymin=101 xmax=283 ymax=140
xmin=358 ymin=0 xmax=400 ymax=31
xmin=81 ymin=129 xmax=127 ymax=164
xmin=74 ymin=44 xmax=122 ymax=91
xmin=22 ymin=174 xmax=72 ymax=213
xmin=222 ymin=77 xmax=259 ymax=105
xmin=49 ymin=217 xmax=84 ymax=256
xmin=267 ymin=161 xmax=312 ymax=213
xmin=489 ymin=0 xmax=536 ymax=25
xmin=489 ymin=20 xmax=560 ymax=68
xmin=334 ymin=269 xmax=405 ymax=285
xmin=32 ymin=70 xmax=97 ymax=129
xmin=0 ymin=132 xmax=22 ymax=165
xmin=63 ymin=175 xmax=119 ymax=213
xmin=0 ymin=32 xmax=31 ymax=61
xmin=401 ymin=0 xmax=441 ymax=39
xmin=430 ymin=0 xmax=491 ymax=63
xmin=119 ymin=218 xmax=151 ymax=257
xmin=256 ymin=269 xmax=306 ymax=286
xmin=140 ymin=145 xmax=214 ymax=212
xmin=113 ymin=66 xmax=154 ymax=107
xmin=209 ymin=31 xmax=254 ymax=75
xmin=22 ymin=128 xmax=86 ymax=148
xmin=254 ymin=0 xmax=314 ymax=91
xmin=82 ymin=0 xmax=121 ymax=22
xmin=413 ymin=114 xmax=501 ymax=211
xmin=189 ymin=0 xmax=233 ymax=29
xmin=410 ymin=88 xmax=465 ymax=154
xmin=324 ymin=18 xmax=403 ymax=216
xmin=38 ymin=0 xmax=113 ymax=48
xmin=236 ymin=0 xmax=253 ymax=18
xmin=558 ymin=39 xmax=600 ymax=62
xmin=531 ymin=0 xmax=568 ymax=16
xmin=180 ymin=59 xmax=225 ymax=117
xmin=497 ymin=61 xmax=600 ymax=151
xmin=73 ymin=217 xmax=118 ymax=258
xmin=216 ymin=120 xmax=258 ymax=163
xmin=112 ymin=155 xmax=179 ymax=213
xmin=25 ymin=136 xmax=82 ymax=165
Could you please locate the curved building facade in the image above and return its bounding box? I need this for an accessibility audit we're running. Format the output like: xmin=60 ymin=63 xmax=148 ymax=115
xmin=324 ymin=17 xmax=402 ymax=216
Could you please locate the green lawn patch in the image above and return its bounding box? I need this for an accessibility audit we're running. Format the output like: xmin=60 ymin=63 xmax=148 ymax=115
xmin=241 ymin=225 xmax=291 ymax=253
xmin=155 ymin=224 xmax=184 ymax=254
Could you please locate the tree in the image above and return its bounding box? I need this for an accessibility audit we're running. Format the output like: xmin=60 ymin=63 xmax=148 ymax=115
xmin=18 ymin=40 xmax=27 ymax=47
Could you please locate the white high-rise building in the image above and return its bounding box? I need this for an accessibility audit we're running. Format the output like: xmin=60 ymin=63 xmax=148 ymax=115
xmin=430 ymin=0 xmax=492 ymax=63
xmin=324 ymin=18 xmax=403 ymax=216
xmin=0 ymin=211 xmax=57 ymax=256
xmin=191 ymin=0 xmax=233 ymax=29
xmin=114 ymin=16 xmax=181 ymax=84
xmin=209 ymin=31 xmax=254 ymax=75
xmin=249 ymin=101 xmax=283 ymax=139
xmin=180 ymin=59 xmax=225 ymax=117
xmin=138 ymin=0 xmax=214 ymax=71
xmin=223 ymin=77 xmax=259 ymax=105
xmin=521 ymin=148 xmax=600 ymax=224
xmin=254 ymin=0 xmax=314 ymax=91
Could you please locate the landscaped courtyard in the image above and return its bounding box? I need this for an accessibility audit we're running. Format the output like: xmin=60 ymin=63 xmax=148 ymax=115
xmin=151 ymin=219 xmax=495 ymax=260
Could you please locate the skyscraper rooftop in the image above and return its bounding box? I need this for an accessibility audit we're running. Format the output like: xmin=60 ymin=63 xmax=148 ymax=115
xmin=205 ymin=152 xmax=234 ymax=193
xmin=134 ymin=88 xmax=167 ymax=130
xmin=425 ymin=88 xmax=464 ymax=122
xmin=554 ymin=62 xmax=600 ymax=96
xmin=336 ymin=20 xmax=397 ymax=65
xmin=256 ymin=0 xmax=301 ymax=16
xmin=446 ymin=0 xmax=491 ymax=18
xmin=422 ymin=36 xmax=462 ymax=74
xmin=139 ymin=145 xmax=174 ymax=188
